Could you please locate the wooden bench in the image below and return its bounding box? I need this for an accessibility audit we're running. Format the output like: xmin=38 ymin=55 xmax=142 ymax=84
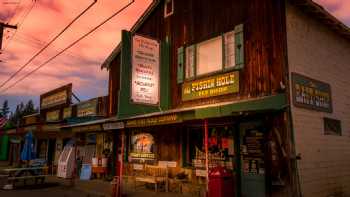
xmin=134 ymin=165 xmax=168 ymax=192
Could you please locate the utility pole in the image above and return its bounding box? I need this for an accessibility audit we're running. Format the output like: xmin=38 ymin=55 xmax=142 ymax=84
xmin=0 ymin=22 xmax=17 ymax=50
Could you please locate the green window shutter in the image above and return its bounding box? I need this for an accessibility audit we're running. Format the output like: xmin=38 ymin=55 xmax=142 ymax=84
xmin=235 ymin=24 xmax=244 ymax=69
xmin=177 ymin=46 xmax=184 ymax=84
xmin=160 ymin=40 xmax=171 ymax=110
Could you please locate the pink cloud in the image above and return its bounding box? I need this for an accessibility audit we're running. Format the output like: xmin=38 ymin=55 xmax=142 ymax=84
xmin=0 ymin=0 xmax=151 ymax=103
xmin=314 ymin=0 xmax=350 ymax=25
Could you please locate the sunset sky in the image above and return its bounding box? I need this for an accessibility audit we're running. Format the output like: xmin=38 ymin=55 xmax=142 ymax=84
xmin=0 ymin=0 xmax=349 ymax=111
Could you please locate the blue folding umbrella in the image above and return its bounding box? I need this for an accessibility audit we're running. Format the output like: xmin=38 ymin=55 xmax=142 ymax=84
xmin=20 ymin=132 xmax=35 ymax=161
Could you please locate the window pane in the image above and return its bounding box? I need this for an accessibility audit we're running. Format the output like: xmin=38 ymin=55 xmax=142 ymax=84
xmin=185 ymin=46 xmax=195 ymax=78
xmin=196 ymin=36 xmax=222 ymax=75
xmin=224 ymin=31 xmax=235 ymax=69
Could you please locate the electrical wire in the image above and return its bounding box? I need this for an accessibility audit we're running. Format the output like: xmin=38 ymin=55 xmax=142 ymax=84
xmin=1 ymin=0 xmax=35 ymax=52
xmin=6 ymin=0 xmax=22 ymax=23
xmin=0 ymin=0 xmax=135 ymax=94
xmin=0 ymin=0 xmax=98 ymax=89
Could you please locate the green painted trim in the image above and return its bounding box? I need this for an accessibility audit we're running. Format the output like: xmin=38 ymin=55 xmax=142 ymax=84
xmin=235 ymin=24 xmax=244 ymax=69
xmin=195 ymin=94 xmax=287 ymax=119
xmin=0 ymin=135 xmax=9 ymax=161
xmin=117 ymin=31 xmax=171 ymax=119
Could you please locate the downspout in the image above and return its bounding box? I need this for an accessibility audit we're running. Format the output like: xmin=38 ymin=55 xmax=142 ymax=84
xmin=282 ymin=1 xmax=302 ymax=196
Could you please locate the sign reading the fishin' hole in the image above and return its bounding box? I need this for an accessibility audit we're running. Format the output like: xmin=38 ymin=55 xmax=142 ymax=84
xmin=131 ymin=34 xmax=160 ymax=105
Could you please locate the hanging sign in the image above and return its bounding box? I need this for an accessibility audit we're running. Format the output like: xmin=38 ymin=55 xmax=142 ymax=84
xmin=182 ymin=71 xmax=239 ymax=101
xmin=292 ymin=73 xmax=332 ymax=112
xmin=131 ymin=34 xmax=160 ymax=105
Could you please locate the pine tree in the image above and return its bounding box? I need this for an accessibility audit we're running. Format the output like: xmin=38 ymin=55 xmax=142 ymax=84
xmin=1 ymin=100 xmax=10 ymax=118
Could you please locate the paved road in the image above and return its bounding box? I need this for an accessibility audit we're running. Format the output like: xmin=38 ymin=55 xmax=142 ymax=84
xmin=0 ymin=183 xmax=98 ymax=197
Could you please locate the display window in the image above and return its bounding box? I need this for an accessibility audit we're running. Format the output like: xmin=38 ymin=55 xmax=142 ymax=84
xmin=184 ymin=126 xmax=236 ymax=177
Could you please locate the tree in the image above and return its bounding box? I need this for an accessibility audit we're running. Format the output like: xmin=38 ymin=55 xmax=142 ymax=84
xmin=23 ymin=100 xmax=36 ymax=115
xmin=1 ymin=100 xmax=10 ymax=118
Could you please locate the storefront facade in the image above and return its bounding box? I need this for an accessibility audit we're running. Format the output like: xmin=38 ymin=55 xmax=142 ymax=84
xmin=102 ymin=0 xmax=350 ymax=196
xmin=286 ymin=2 xmax=350 ymax=196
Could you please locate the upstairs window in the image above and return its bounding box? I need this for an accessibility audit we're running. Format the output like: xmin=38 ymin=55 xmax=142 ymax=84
xmin=178 ymin=24 xmax=244 ymax=82
xmin=196 ymin=36 xmax=223 ymax=76
xmin=164 ymin=0 xmax=174 ymax=18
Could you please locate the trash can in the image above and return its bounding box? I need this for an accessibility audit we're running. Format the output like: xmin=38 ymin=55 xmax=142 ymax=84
xmin=209 ymin=166 xmax=235 ymax=197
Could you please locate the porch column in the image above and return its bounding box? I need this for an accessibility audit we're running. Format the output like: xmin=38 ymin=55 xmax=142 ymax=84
xmin=204 ymin=119 xmax=209 ymax=195
xmin=119 ymin=129 xmax=125 ymax=197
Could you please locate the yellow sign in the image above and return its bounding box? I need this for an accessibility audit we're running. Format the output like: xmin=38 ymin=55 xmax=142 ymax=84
xmin=126 ymin=114 xmax=180 ymax=127
xmin=46 ymin=110 xmax=60 ymax=122
xmin=130 ymin=152 xmax=155 ymax=159
xmin=63 ymin=107 xmax=72 ymax=119
xmin=182 ymin=71 xmax=239 ymax=101
xmin=72 ymin=124 xmax=102 ymax=133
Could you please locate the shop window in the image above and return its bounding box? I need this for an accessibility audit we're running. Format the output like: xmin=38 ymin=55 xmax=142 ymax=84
xmin=185 ymin=127 xmax=236 ymax=173
xmin=324 ymin=117 xmax=342 ymax=136
xmin=164 ymin=0 xmax=174 ymax=18
xmin=183 ymin=24 xmax=244 ymax=80
xmin=196 ymin=36 xmax=223 ymax=76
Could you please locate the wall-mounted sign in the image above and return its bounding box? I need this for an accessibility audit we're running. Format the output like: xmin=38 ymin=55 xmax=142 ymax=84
xmin=63 ymin=107 xmax=72 ymax=119
xmin=42 ymin=124 xmax=60 ymax=132
xmin=131 ymin=34 xmax=160 ymax=105
xmin=182 ymin=71 xmax=239 ymax=101
xmin=126 ymin=114 xmax=180 ymax=128
xmin=130 ymin=133 xmax=155 ymax=159
xmin=24 ymin=115 xmax=39 ymax=125
xmin=46 ymin=110 xmax=60 ymax=122
xmin=77 ymin=99 xmax=98 ymax=117
xmin=103 ymin=122 xmax=124 ymax=130
xmin=40 ymin=84 xmax=72 ymax=110
xmin=72 ymin=124 xmax=101 ymax=133
xmin=292 ymin=73 xmax=332 ymax=112
xmin=24 ymin=125 xmax=37 ymax=132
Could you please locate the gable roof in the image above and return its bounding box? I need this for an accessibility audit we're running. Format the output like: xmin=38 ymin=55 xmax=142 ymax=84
xmin=101 ymin=0 xmax=350 ymax=69
xmin=101 ymin=0 xmax=161 ymax=69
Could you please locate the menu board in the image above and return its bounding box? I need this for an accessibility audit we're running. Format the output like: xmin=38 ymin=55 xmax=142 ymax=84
xmin=131 ymin=34 xmax=160 ymax=105
xmin=241 ymin=129 xmax=265 ymax=175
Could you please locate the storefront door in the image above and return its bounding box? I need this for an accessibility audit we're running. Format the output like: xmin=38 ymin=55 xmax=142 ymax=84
xmin=240 ymin=121 xmax=266 ymax=197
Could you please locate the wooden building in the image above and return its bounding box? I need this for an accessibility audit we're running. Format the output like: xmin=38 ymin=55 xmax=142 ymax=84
xmin=102 ymin=0 xmax=350 ymax=196
xmin=101 ymin=0 xmax=291 ymax=196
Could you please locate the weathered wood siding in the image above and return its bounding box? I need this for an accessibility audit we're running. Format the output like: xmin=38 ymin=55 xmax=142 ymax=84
xmin=108 ymin=0 xmax=287 ymax=110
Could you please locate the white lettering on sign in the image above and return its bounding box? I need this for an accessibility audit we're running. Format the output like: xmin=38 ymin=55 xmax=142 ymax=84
xmin=131 ymin=34 xmax=160 ymax=105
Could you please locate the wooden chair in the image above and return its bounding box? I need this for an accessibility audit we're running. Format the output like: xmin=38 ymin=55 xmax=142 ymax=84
xmin=134 ymin=164 xmax=168 ymax=192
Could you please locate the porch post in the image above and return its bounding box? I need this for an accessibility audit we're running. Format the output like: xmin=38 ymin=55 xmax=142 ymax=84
xmin=204 ymin=119 xmax=209 ymax=195
xmin=119 ymin=129 xmax=125 ymax=197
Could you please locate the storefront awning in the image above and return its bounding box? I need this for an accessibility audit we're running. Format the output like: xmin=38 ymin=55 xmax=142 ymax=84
xmin=122 ymin=94 xmax=287 ymax=127
xmin=194 ymin=93 xmax=287 ymax=119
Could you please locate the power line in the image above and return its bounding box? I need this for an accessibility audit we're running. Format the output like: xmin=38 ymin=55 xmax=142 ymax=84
xmin=6 ymin=0 xmax=22 ymax=23
xmin=1 ymin=0 xmax=35 ymax=52
xmin=0 ymin=0 xmax=135 ymax=94
xmin=0 ymin=0 xmax=98 ymax=90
